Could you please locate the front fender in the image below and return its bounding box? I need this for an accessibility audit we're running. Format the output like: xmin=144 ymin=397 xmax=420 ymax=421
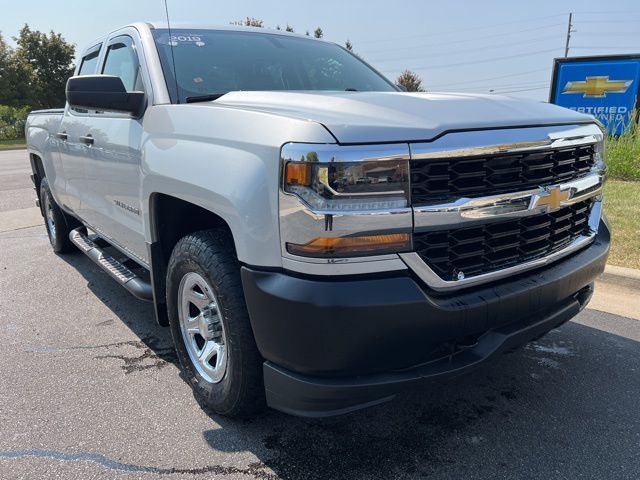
xmin=141 ymin=139 xmax=279 ymax=266
xmin=140 ymin=104 xmax=335 ymax=267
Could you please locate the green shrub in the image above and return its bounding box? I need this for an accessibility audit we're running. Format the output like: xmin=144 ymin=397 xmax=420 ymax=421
xmin=606 ymin=120 xmax=640 ymax=181
xmin=0 ymin=105 xmax=30 ymax=140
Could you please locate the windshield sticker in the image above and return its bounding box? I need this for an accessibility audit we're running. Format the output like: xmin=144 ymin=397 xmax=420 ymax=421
xmin=171 ymin=35 xmax=204 ymax=45
xmin=158 ymin=34 xmax=205 ymax=47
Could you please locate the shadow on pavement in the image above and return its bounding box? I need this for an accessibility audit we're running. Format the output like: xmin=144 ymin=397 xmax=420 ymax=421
xmin=202 ymin=318 xmax=640 ymax=479
xmin=58 ymin=252 xmax=178 ymax=371
xmin=59 ymin=251 xmax=640 ymax=480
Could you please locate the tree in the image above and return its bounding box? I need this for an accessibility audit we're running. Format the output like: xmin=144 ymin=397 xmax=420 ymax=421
xmin=0 ymin=33 xmax=13 ymax=103
xmin=0 ymin=32 xmax=32 ymax=106
xmin=12 ymin=25 xmax=75 ymax=108
xmin=314 ymin=27 xmax=323 ymax=39
xmin=285 ymin=25 xmax=295 ymax=33
xmin=345 ymin=40 xmax=353 ymax=51
xmin=233 ymin=17 xmax=264 ymax=27
xmin=396 ymin=70 xmax=425 ymax=92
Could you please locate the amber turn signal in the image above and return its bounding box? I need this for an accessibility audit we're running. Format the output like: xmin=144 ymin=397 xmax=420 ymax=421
xmin=285 ymin=162 xmax=312 ymax=187
xmin=286 ymin=233 xmax=411 ymax=258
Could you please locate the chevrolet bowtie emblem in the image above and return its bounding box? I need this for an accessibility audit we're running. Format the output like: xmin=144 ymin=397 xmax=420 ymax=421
xmin=562 ymin=76 xmax=633 ymax=98
xmin=536 ymin=187 xmax=570 ymax=210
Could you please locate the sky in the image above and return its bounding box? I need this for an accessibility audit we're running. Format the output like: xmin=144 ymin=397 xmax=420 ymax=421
xmin=1 ymin=0 xmax=639 ymax=101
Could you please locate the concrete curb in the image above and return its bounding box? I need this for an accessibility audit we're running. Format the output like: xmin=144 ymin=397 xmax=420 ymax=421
xmin=599 ymin=265 xmax=640 ymax=290
xmin=0 ymin=146 xmax=27 ymax=151
xmin=0 ymin=207 xmax=43 ymax=233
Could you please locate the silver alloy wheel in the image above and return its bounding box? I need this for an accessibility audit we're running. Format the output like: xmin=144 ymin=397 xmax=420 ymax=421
xmin=177 ymin=272 xmax=227 ymax=383
xmin=44 ymin=194 xmax=56 ymax=242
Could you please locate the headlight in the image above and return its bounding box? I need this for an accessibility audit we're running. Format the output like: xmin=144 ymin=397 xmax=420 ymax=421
xmin=594 ymin=123 xmax=607 ymax=180
xmin=284 ymin=158 xmax=410 ymax=210
xmin=279 ymin=143 xmax=412 ymax=258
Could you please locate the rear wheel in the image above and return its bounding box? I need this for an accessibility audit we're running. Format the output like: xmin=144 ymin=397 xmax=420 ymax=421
xmin=40 ymin=177 xmax=78 ymax=253
xmin=166 ymin=229 xmax=264 ymax=417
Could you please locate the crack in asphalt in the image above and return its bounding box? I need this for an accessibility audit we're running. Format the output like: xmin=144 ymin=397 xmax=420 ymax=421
xmin=28 ymin=339 xmax=157 ymax=352
xmin=26 ymin=337 xmax=179 ymax=374
xmin=95 ymin=347 xmax=177 ymax=374
xmin=90 ymin=338 xmax=178 ymax=374
xmin=0 ymin=449 xmax=278 ymax=478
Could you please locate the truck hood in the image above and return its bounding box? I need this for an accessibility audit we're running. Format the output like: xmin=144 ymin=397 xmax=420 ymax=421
xmin=212 ymin=91 xmax=593 ymax=144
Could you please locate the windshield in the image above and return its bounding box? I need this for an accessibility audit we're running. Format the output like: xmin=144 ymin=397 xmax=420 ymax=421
xmin=152 ymin=29 xmax=397 ymax=103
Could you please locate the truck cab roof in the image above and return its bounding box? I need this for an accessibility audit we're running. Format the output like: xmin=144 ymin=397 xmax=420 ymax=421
xmin=83 ymin=21 xmax=330 ymax=56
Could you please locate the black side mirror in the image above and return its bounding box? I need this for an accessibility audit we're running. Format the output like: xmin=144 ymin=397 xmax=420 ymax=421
xmin=66 ymin=75 xmax=146 ymax=117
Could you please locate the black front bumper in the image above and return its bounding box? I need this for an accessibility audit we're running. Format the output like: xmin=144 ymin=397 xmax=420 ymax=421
xmin=241 ymin=221 xmax=610 ymax=417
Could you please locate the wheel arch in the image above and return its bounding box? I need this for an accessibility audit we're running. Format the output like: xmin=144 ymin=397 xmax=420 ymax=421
xmin=29 ymin=153 xmax=46 ymax=213
xmin=146 ymin=192 xmax=237 ymax=326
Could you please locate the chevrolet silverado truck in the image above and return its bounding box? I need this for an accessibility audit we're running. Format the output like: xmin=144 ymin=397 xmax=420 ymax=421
xmin=25 ymin=23 xmax=610 ymax=418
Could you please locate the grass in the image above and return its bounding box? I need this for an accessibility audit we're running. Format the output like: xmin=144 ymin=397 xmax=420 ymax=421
xmin=603 ymin=179 xmax=640 ymax=269
xmin=606 ymin=121 xmax=640 ymax=181
xmin=603 ymin=123 xmax=640 ymax=269
xmin=0 ymin=139 xmax=26 ymax=150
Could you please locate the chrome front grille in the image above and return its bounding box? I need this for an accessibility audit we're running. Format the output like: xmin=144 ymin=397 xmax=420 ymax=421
xmin=402 ymin=123 xmax=605 ymax=291
xmin=412 ymin=199 xmax=594 ymax=281
xmin=410 ymin=144 xmax=597 ymax=205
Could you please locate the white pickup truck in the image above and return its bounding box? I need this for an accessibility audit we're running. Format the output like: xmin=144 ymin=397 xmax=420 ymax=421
xmin=26 ymin=23 xmax=610 ymax=418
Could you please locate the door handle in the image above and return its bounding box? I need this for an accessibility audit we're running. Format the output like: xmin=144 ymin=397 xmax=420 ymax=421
xmin=79 ymin=134 xmax=94 ymax=146
xmin=56 ymin=131 xmax=68 ymax=141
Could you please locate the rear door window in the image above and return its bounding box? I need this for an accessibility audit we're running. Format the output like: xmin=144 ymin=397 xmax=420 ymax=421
xmin=78 ymin=47 xmax=101 ymax=76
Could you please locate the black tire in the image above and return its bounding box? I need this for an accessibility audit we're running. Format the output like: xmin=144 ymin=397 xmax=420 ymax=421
xmin=166 ymin=229 xmax=264 ymax=417
xmin=40 ymin=177 xmax=78 ymax=253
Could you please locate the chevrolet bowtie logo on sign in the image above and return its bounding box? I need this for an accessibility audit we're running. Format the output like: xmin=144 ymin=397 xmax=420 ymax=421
xmin=535 ymin=186 xmax=570 ymax=210
xmin=561 ymin=76 xmax=633 ymax=98
xmin=550 ymin=55 xmax=640 ymax=135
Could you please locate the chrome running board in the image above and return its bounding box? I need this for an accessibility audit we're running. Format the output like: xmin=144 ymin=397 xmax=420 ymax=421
xmin=69 ymin=228 xmax=153 ymax=301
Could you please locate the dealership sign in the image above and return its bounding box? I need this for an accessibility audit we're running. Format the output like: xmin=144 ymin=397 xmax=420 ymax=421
xmin=550 ymin=54 xmax=640 ymax=135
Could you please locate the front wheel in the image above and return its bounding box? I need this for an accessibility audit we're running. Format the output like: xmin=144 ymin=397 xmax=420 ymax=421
xmin=166 ymin=229 xmax=264 ymax=417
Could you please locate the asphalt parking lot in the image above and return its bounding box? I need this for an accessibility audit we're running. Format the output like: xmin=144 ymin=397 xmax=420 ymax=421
xmin=1 ymin=149 xmax=639 ymax=480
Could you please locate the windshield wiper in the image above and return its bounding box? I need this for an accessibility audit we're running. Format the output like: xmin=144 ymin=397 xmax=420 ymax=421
xmin=185 ymin=93 xmax=228 ymax=103
xmin=345 ymin=88 xmax=358 ymax=91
